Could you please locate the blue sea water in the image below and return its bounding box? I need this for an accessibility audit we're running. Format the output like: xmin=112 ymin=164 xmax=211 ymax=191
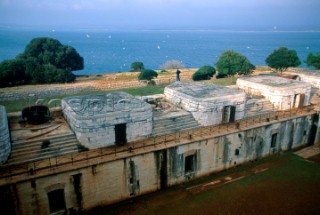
xmin=0 ymin=29 xmax=319 ymax=75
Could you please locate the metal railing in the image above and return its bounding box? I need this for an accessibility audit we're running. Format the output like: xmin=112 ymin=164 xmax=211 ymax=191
xmin=0 ymin=104 xmax=316 ymax=182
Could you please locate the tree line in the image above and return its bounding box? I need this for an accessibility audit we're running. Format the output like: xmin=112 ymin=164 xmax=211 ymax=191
xmin=0 ymin=37 xmax=84 ymax=87
xmin=1 ymin=36 xmax=320 ymax=86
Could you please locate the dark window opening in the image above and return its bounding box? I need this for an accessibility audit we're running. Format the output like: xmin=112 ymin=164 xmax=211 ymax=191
xmin=0 ymin=186 xmax=15 ymax=215
xmin=271 ymin=133 xmax=277 ymax=148
xmin=115 ymin=123 xmax=127 ymax=146
xmin=129 ymin=177 xmax=133 ymax=184
xmin=185 ymin=155 xmax=195 ymax=174
xmin=48 ymin=189 xmax=66 ymax=213
xmin=235 ymin=149 xmax=240 ymax=156
xmin=72 ymin=174 xmax=82 ymax=209
xmin=31 ymin=180 xmax=36 ymax=189
xmin=303 ymin=130 xmax=307 ymax=136
xmin=222 ymin=106 xmax=236 ymax=123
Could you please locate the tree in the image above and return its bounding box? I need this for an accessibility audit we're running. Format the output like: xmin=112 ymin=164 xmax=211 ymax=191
xmin=130 ymin=62 xmax=144 ymax=72
xmin=0 ymin=59 xmax=27 ymax=87
xmin=161 ymin=60 xmax=184 ymax=70
xmin=0 ymin=37 xmax=84 ymax=87
xmin=306 ymin=52 xmax=320 ymax=69
xmin=215 ymin=50 xmax=255 ymax=77
xmin=138 ymin=69 xmax=158 ymax=81
xmin=192 ymin=65 xmax=216 ymax=81
xmin=265 ymin=47 xmax=301 ymax=72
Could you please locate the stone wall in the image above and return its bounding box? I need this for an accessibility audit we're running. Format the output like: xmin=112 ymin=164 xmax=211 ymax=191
xmin=3 ymin=114 xmax=315 ymax=214
xmin=0 ymin=106 xmax=11 ymax=164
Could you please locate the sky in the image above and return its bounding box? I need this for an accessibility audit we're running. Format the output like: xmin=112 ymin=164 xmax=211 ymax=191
xmin=1 ymin=0 xmax=320 ymax=30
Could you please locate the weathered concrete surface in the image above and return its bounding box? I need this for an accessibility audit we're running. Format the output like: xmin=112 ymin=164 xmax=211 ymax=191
xmin=1 ymin=113 xmax=314 ymax=215
xmin=164 ymin=82 xmax=246 ymax=126
xmin=0 ymin=106 xmax=10 ymax=164
xmin=237 ymin=76 xmax=311 ymax=110
xmin=62 ymin=92 xmax=153 ymax=149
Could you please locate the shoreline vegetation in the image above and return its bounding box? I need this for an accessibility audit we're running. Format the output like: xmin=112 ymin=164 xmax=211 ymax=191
xmin=0 ymin=66 xmax=309 ymax=113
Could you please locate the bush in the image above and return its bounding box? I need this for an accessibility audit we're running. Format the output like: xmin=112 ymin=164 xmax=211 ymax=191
xmin=306 ymin=52 xmax=320 ymax=69
xmin=161 ymin=60 xmax=184 ymax=70
xmin=130 ymin=62 xmax=144 ymax=72
xmin=265 ymin=47 xmax=301 ymax=72
xmin=138 ymin=69 xmax=158 ymax=81
xmin=192 ymin=65 xmax=216 ymax=81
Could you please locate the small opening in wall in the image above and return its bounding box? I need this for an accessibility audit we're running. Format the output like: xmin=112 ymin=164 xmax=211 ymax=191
xmin=303 ymin=130 xmax=307 ymax=136
xmin=31 ymin=180 xmax=36 ymax=189
xmin=115 ymin=123 xmax=127 ymax=146
xmin=47 ymin=189 xmax=66 ymax=213
xmin=185 ymin=155 xmax=195 ymax=174
xmin=271 ymin=133 xmax=277 ymax=148
xmin=92 ymin=165 xmax=97 ymax=175
xmin=235 ymin=149 xmax=240 ymax=156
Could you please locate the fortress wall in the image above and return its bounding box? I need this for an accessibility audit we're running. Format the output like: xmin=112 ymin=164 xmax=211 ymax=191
xmin=5 ymin=114 xmax=314 ymax=215
xmin=0 ymin=106 xmax=11 ymax=164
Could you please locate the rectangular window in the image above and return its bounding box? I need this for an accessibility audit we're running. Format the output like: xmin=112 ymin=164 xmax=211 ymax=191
xmin=48 ymin=189 xmax=66 ymax=213
xmin=115 ymin=123 xmax=127 ymax=146
xmin=271 ymin=133 xmax=277 ymax=148
xmin=185 ymin=155 xmax=195 ymax=174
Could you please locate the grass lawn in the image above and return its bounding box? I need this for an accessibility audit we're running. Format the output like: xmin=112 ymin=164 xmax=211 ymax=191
xmin=86 ymin=152 xmax=320 ymax=215
xmin=0 ymin=85 xmax=165 ymax=113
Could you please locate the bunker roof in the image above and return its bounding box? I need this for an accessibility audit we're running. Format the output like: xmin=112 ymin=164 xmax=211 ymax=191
xmin=237 ymin=76 xmax=310 ymax=89
xmin=62 ymin=91 xmax=151 ymax=118
xmin=165 ymin=82 xmax=245 ymax=101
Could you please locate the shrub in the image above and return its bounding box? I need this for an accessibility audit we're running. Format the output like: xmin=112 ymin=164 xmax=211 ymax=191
xmin=161 ymin=60 xmax=184 ymax=70
xmin=138 ymin=69 xmax=158 ymax=81
xmin=215 ymin=50 xmax=255 ymax=77
xmin=192 ymin=65 xmax=216 ymax=81
xmin=306 ymin=52 xmax=320 ymax=69
xmin=265 ymin=47 xmax=301 ymax=72
xmin=130 ymin=61 xmax=144 ymax=72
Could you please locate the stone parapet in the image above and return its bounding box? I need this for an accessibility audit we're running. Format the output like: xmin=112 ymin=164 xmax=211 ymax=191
xmin=0 ymin=106 xmax=11 ymax=164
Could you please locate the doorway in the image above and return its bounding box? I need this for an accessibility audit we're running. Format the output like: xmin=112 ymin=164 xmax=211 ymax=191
xmin=293 ymin=94 xmax=305 ymax=109
xmin=308 ymin=114 xmax=319 ymax=146
xmin=222 ymin=106 xmax=236 ymax=123
xmin=115 ymin=123 xmax=127 ymax=146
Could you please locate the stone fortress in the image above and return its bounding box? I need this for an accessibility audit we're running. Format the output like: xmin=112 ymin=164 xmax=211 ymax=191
xmin=1 ymin=73 xmax=320 ymax=215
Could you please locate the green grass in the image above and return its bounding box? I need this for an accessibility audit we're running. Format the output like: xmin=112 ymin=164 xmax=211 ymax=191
xmin=0 ymin=85 xmax=165 ymax=113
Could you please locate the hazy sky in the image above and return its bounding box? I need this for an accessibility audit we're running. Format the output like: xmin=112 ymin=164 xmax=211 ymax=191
xmin=1 ymin=0 xmax=320 ymax=29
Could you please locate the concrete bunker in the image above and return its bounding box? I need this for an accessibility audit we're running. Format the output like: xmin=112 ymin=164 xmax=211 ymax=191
xmin=62 ymin=92 xmax=153 ymax=149
xmin=237 ymin=76 xmax=311 ymax=111
xmin=164 ymin=82 xmax=246 ymax=126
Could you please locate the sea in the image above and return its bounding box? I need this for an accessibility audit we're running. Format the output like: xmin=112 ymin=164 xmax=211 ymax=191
xmin=0 ymin=28 xmax=320 ymax=75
